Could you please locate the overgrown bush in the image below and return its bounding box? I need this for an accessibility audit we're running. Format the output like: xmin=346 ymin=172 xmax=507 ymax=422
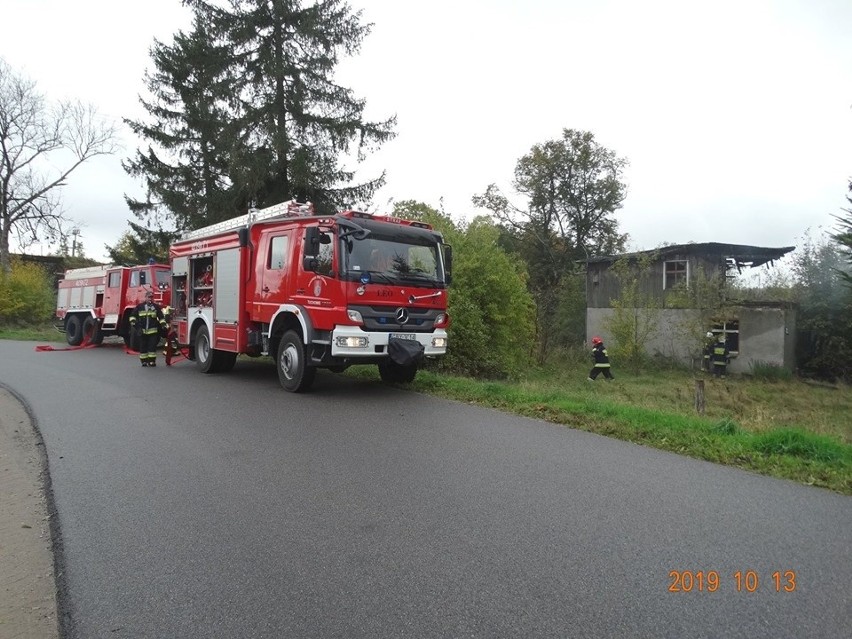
xmin=394 ymin=202 xmax=536 ymax=379
xmin=0 ymin=259 xmax=55 ymax=325
xmin=791 ymin=232 xmax=852 ymax=382
xmin=749 ymin=360 xmax=793 ymax=382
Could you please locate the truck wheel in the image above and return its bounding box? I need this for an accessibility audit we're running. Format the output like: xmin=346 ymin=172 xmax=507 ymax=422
xmin=66 ymin=315 xmax=84 ymax=346
xmin=277 ymin=330 xmax=316 ymax=392
xmin=378 ymin=360 xmax=418 ymax=384
xmin=82 ymin=317 xmax=104 ymax=345
xmin=195 ymin=325 xmax=216 ymax=373
xmin=218 ymin=352 xmax=237 ymax=373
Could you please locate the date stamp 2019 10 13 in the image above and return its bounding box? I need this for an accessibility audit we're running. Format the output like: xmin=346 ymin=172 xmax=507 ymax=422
xmin=668 ymin=570 xmax=797 ymax=593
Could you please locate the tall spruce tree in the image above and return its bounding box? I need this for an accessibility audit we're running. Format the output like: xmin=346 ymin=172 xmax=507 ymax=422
xmin=189 ymin=0 xmax=396 ymax=216
xmin=105 ymin=221 xmax=176 ymax=266
xmin=833 ymin=179 xmax=852 ymax=287
xmin=124 ymin=11 xmax=238 ymax=231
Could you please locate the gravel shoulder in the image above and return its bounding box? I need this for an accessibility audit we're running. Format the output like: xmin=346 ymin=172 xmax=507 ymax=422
xmin=0 ymin=386 xmax=59 ymax=638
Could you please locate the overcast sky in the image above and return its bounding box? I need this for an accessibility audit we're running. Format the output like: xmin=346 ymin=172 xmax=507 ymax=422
xmin=3 ymin=0 xmax=851 ymax=263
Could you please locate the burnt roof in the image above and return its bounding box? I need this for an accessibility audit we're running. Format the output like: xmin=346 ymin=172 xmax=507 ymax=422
xmin=586 ymin=242 xmax=795 ymax=269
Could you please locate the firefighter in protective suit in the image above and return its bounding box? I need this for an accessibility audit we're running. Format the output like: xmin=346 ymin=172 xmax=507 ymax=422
xmin=711 ymin=334 xmax=730 ymax=379
xmin=588 ymin=336 xmax=614 ymax=381
xmin=702 ymin=331 xmax=715 ymax=371
xmin=129 ymin=291 xmax=168 ymax=367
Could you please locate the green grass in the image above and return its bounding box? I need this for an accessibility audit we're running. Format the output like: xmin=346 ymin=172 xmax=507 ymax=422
xmin=0 ymin=322 xmax=62 ymax=342
xmin=6 ymin=322 xmax=850 ymax=494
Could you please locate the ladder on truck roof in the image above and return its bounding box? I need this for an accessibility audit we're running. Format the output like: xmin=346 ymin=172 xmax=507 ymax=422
xmin=61 ymin=265 xmax=112 ymax=280
xmin=180 ymin=200 xmax=316 ymax=241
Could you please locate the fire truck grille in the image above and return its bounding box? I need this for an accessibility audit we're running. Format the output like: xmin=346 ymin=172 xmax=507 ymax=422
xmin=349 ymin=305 xmax=441 ymax=333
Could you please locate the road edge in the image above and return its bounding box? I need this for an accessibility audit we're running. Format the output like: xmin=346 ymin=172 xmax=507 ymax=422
xmin=0 ymin=383 xmax=73 ymax=638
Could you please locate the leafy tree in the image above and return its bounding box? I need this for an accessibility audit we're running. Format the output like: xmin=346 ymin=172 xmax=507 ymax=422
xmin=790 ymin=230 xmax=852 ymax=380
xmin=393 ymin=201 xmax=536 ymax=378
xmin=474 ymin=129 xmax=628 ymax=361
xmin=0 ymin=58 xmax=118 ymax=273
xmin=604 ymin=254 xmax=660 ymax=372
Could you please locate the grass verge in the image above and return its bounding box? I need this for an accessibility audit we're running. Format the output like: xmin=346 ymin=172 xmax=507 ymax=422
xmin=0 ymin=322 xmax=62 ymax=342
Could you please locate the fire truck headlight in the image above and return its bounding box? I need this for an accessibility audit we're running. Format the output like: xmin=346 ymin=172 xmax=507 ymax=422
xmin=347 ymin=309 xmax=363 ymax=324
xmin=434 ymin=313 xmax=449 ymax=328
xmin=336 ymin=336 xmax=369 ymax=348
xmin=432 ymin=336 xmax=448 ymax=348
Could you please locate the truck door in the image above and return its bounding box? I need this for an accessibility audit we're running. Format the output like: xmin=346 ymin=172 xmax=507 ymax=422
xmin=291 ymin=226 xmax=336 ymax=330
xmin=102 ymin=269 xmax=125 ymax=326
xmin=127 ymin=268 xmax=146 ymax=307
xmin=255 ymin=230 xmax=293 ymax=323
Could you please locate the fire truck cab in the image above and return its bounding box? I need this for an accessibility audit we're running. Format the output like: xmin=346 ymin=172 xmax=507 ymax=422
xmin=168 ymin=201 xmax=452 ymax=392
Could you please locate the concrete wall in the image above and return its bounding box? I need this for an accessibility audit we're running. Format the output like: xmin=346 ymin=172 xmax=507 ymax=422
xmin=586 ymin=305 xmax=796 ymax=373
xmin=736 ymin=306 xmax=796 ymax=371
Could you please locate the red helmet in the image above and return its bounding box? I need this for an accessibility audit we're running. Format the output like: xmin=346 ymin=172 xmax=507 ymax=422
xmin=592 ymin=336 xmax=603 ymax=345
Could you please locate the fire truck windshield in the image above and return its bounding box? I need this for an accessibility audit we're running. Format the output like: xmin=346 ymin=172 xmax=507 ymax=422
xmin=154 ymin=269 xmax=171 ymax=287
xmin=342 ymin=234 xmax=445 ymax=287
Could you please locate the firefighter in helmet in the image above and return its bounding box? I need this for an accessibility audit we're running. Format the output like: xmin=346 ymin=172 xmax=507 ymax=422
xmin=588 ymin=336 xmax=614 ymax=381
xmin=702 ymin=331 xmax=715 ymax=371
xmin=129 ymin=291 xmax=168 ymax=367
xmin=711 ymin=333 xmax=730 ymax=379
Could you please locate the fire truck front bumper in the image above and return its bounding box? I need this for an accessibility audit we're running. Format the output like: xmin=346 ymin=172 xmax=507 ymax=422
xmin=330 ymin=326 xmax=448 ymax=358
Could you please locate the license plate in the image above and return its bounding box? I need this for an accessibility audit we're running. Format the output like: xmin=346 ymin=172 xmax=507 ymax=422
xmin=389 ymin=333 xmax=416 ymax=341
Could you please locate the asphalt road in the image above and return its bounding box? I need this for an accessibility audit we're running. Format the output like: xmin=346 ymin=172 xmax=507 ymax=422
xmin=1 ymin=339 xmax=849 ymax=638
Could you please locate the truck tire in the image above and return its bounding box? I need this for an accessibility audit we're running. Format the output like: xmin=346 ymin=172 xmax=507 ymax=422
xmin=66 ymin=315 xmax=84 ymax=346
xmin=82 ymin=316 xmax=104 ymax=345
xmin=378 ymin=360 xmax=418 ymax=384
xmin=195 ymin=325 xmax=216 ymax=373
xmin=277 ymin=330 xmax=316 ymax=392
xmin=217 ymin=352 xmax=237 ymax=373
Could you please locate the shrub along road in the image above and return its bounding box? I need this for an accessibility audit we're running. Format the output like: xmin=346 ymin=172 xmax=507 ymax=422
xmin=0 ymin=339 xmax=849 ymax=638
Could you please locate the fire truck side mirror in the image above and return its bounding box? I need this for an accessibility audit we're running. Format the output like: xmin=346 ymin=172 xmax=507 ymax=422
xmin=444 ymin=245 xmax=453 ymax=285
xmin=304 ymin=227 xmax=321 ymax=257
xmin=303 ymin=256 xmax=319 ymax=272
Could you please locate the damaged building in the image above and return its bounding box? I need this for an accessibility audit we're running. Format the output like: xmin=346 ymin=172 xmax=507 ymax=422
xmin=585 ymin=243 xmax=796 ymax=374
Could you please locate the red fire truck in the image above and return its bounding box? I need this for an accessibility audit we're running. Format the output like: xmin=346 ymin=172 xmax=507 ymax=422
xmin=167 ymin=201 xmax=452 ymax=392
xmin=55 ymin=262 xmax=171 ymax=346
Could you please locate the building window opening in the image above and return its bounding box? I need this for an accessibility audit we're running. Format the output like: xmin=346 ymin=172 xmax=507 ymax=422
xmin=711 ymin=319 xmax=739 ymax=355
xmin=664 ymin=260 xmax=688 ymax=289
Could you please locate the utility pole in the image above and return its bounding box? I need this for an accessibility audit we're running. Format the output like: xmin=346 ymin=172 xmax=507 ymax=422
xmin=71 ymin=228 xmax=80 ymax=257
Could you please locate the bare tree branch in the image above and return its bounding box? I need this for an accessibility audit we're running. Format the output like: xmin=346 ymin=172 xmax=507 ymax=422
xmin=0 ymin=57 xmax=119 ymax=271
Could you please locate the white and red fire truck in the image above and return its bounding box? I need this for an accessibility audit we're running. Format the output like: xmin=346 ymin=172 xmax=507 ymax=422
xmin=55 ymin=262 xmax=172 ymax=346
xmin=167 ymin=200 xmax=452 ymax=392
